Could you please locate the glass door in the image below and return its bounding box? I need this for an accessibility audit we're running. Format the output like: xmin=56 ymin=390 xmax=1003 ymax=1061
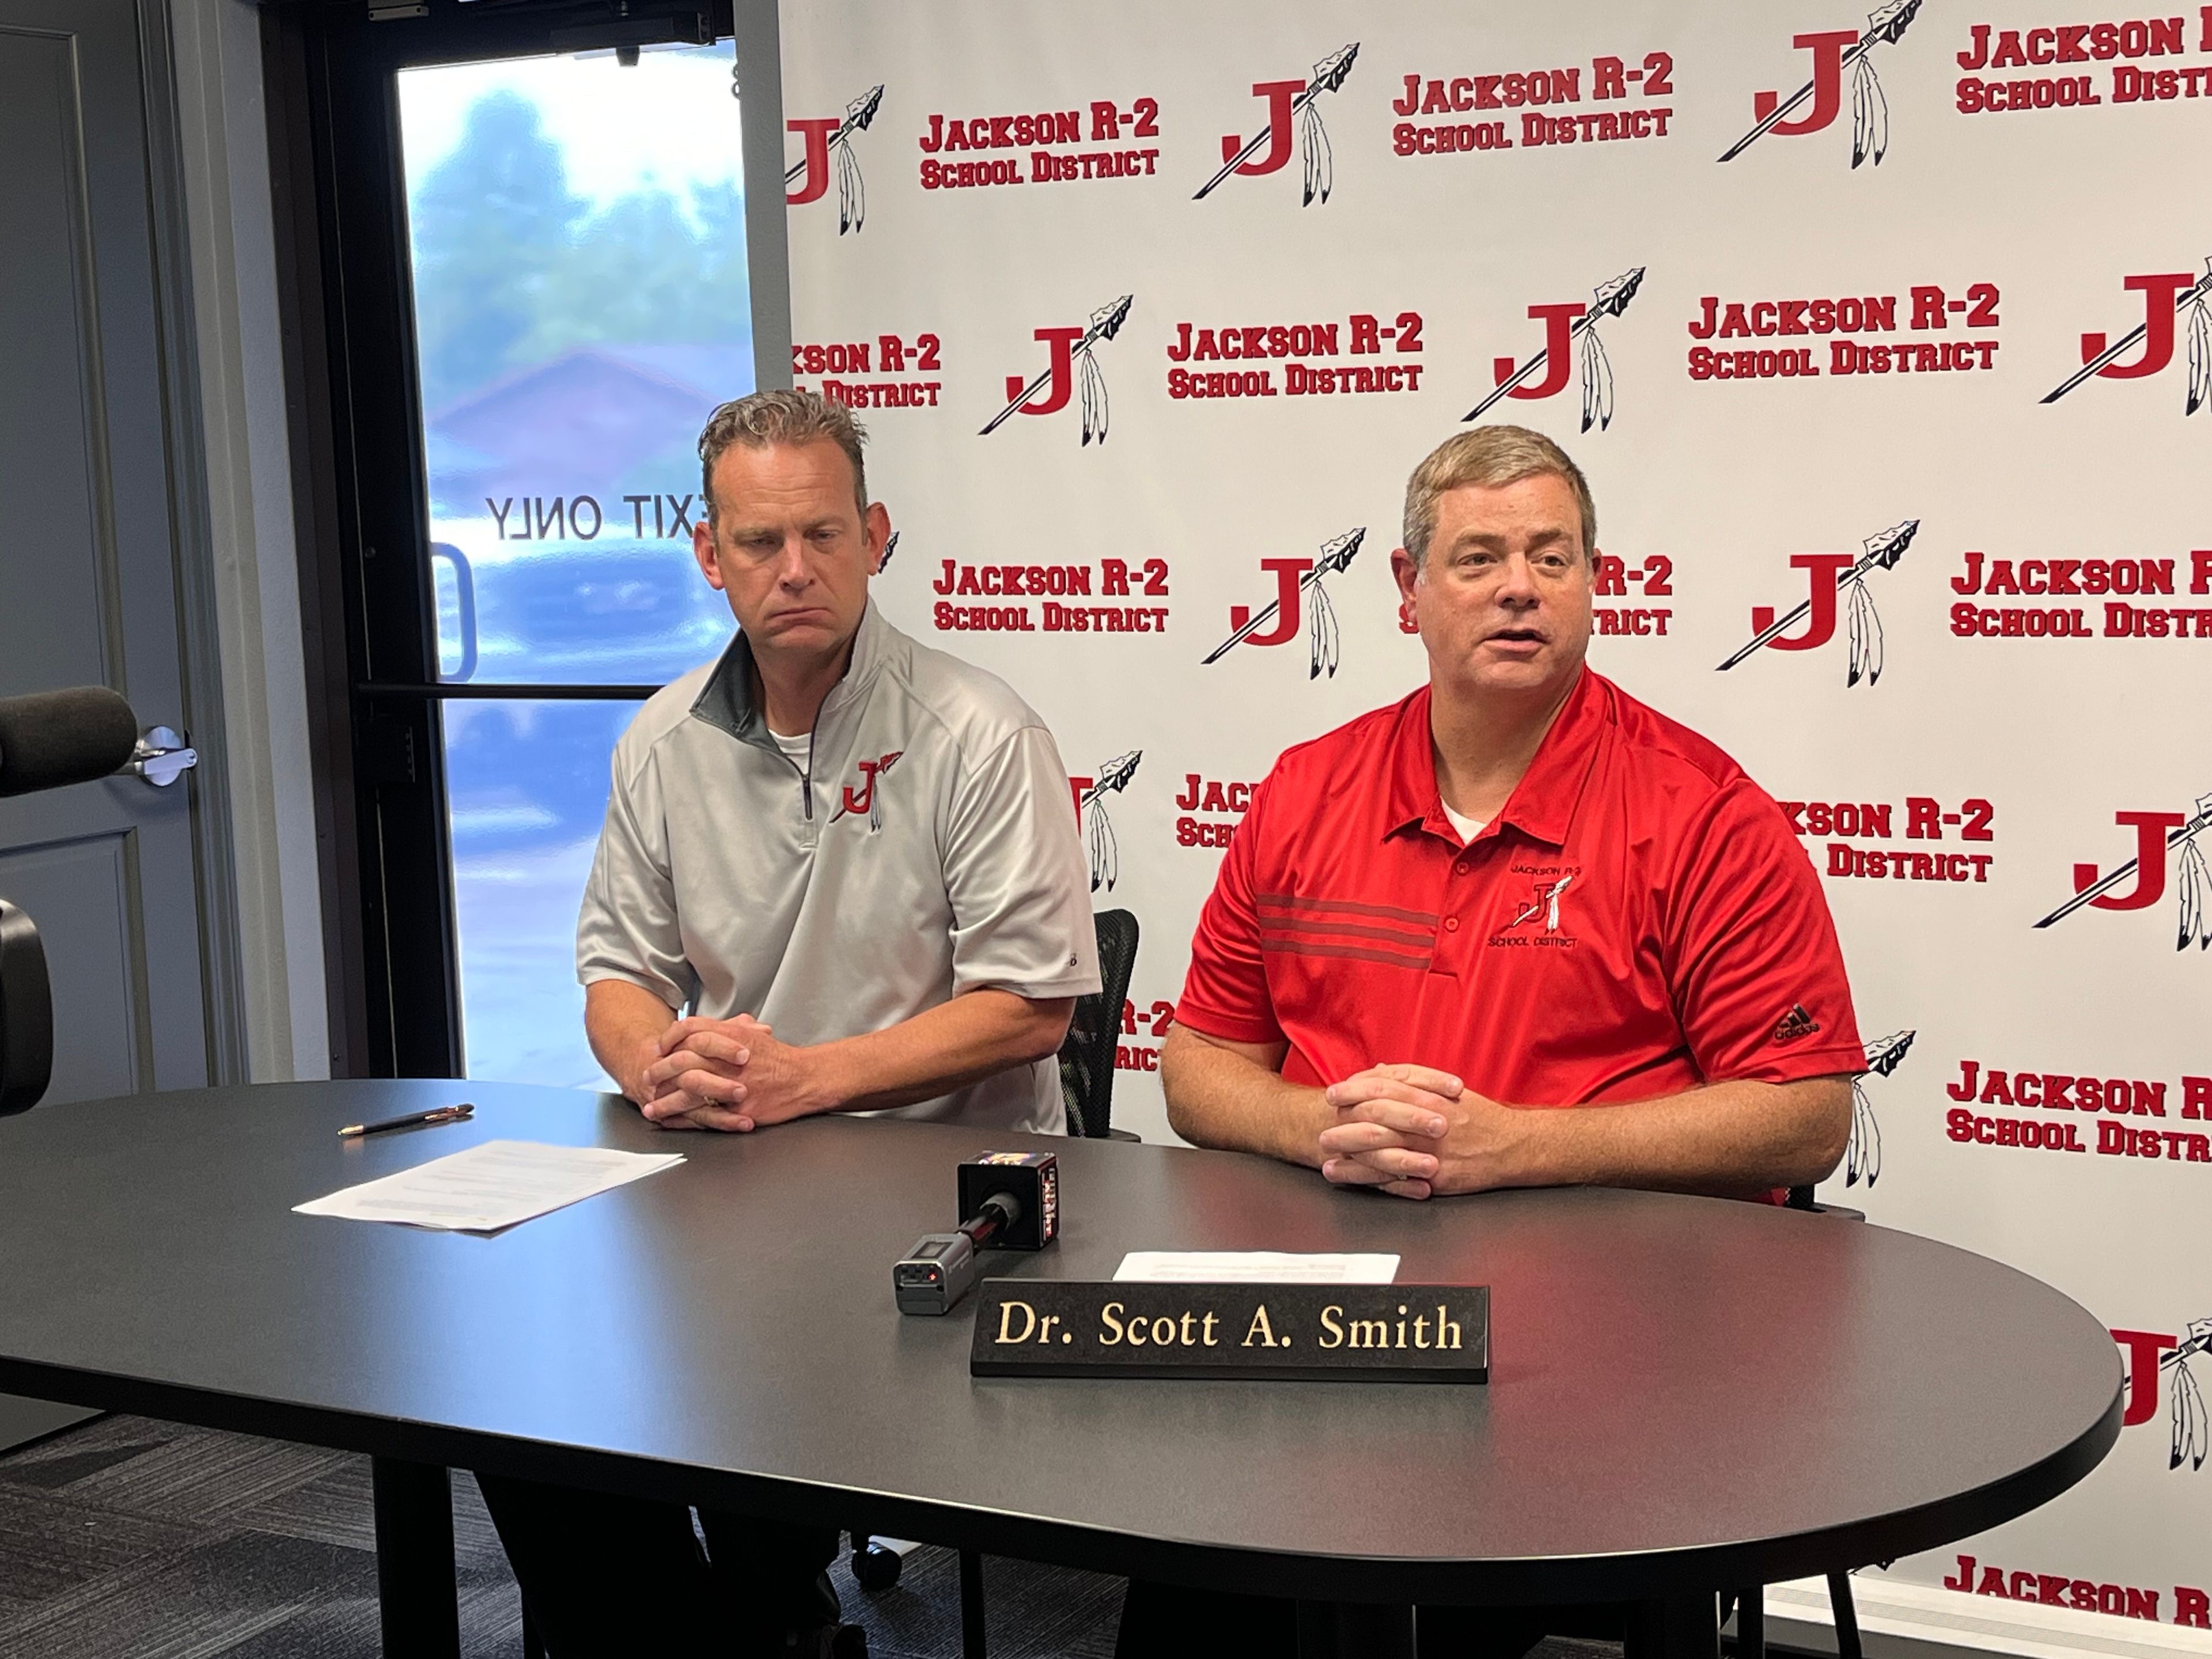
xmin=395 ymin=39 xmax=753 ymax=1087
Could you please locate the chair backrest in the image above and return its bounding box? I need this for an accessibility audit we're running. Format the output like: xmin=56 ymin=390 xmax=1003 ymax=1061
xmin=1059 ymin=908 xmax=1139 ymax=1138
xmin=1786 ymin=1184 xmax=1865 ymax=1221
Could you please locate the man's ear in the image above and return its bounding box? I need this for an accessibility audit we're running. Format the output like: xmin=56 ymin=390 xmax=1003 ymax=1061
xmin=1389 ymin=546 xmax=1422 ymax=604
xmin=692 ymin=514 xmax=726 ymax=592
xmin=863 ymin=501 xmax=893 ymax=574
xmin=1389 ymin=547 xmax=1426 ymax=637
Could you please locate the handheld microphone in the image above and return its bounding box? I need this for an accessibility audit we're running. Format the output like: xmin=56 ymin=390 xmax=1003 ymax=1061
xmin=893 ymin=1192 xmax=1022 ymax=1316
xmin=0 ymin=688 xmax=140 ymax=798
xmin=895 ymin=1153 xmax=1061 ymax=1316
xmin=959 ymin=1189 xmax=1022 ymax=1249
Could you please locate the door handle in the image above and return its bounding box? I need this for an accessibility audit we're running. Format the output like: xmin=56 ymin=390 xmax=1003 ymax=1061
xmin=430 ymin=542 xmax=479 ymax=683
xmin=129 ymin=726 xmax=198 ymax=787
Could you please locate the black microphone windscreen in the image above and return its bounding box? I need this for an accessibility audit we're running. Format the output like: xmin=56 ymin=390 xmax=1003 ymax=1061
xmin=0 ymin=688 xmax=141 ymax=798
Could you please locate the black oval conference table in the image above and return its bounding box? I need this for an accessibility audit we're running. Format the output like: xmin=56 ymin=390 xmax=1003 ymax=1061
xmin=0 ymin=1081 xmax=2120 ymax=1658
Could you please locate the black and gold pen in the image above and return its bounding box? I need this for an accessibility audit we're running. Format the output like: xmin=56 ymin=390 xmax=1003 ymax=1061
xmin=338 ymin=1103 xmax=474 ymax=1138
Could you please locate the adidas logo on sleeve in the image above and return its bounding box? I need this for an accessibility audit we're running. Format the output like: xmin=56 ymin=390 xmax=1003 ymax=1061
xmin=1771 ymin=1004 xmax=1821 ymax=1045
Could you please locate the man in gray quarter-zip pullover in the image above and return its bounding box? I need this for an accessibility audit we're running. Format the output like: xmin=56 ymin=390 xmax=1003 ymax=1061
xmin=588 ymin=398 xmax=1099 ymax=1137
xmin=479 ymin=390 xmax=1099 ymax=1659
xmin=579 ymin=577 xmax=1098 ymax=1135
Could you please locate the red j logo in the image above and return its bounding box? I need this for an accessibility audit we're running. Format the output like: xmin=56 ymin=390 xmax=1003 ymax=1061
xmin=2072 ymin=812 xmax=2188 ymax=910
xmin=832 ymin=752 xmax=903 ymax=828
xmin=785 ymin=118 xmax=839 ymax=205
xmin=1752 ymin=31 xmax=1861 ymax=135
xmin=1003 ymin=328 xmax=1086 ymax=417
xmin=1493 ymin=304 xmax=1585 ymax=401
xmin=1751 ymin=554 xmax=1858 ymax=651
xmin=2080 ymin=274 xmax=2201 ymax=380
xmin=1229 ymin=560 xmax=1312 ymax=647
xmin=1219 ymin=80 xmax=1305 ymax=176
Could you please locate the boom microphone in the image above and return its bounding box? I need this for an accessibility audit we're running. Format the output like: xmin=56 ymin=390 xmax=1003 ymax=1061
xmin=0 ymin=688 xmax=140 ymax=798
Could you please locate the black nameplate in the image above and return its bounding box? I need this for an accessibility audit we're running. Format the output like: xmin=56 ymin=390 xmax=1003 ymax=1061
xmin=969 ymin=1281 xmax=1488 ymax=1382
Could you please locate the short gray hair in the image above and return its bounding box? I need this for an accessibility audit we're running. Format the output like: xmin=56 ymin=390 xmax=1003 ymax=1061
xmin=697 ymin=388 xmax=869 ymax=521
xmin=1402 ymin=425 xmax=1597 ymax=567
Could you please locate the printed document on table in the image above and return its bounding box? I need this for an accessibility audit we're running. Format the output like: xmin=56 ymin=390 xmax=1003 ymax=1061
xmin=1113 ymin=1251 xmax=1400 ymax=1285
xmin=295 ymin=1140 xmax=684 ymax=1233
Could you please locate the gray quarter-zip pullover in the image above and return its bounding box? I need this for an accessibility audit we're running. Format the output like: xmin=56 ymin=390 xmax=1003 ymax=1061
xmin=577 ymin=604 xmax=1100 ymax=1132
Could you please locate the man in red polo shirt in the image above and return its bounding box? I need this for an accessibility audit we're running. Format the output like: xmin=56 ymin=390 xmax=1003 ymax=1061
xmin=1164 ymin=423 xmax=1863 ymax=1202
xmin=1123 ymin=427 xmax=1866 ymax=1659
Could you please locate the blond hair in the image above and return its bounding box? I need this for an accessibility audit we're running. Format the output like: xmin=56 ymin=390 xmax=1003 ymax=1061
xmin=697 ymin=388 xmax=869 ymax=521
xmin=1402 ymin=425 xmax=1596 ymax=566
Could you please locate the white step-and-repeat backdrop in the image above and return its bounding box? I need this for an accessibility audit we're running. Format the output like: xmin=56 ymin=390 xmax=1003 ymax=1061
xmin=778 ymin=0 xmax=2210 ymax=1625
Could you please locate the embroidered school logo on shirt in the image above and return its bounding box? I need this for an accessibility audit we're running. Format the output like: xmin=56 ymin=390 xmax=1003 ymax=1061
xmin=830 ymin=751 xmax=903 ymax=831
xmin=1492 ymin=865 xmax=1580 ymax=948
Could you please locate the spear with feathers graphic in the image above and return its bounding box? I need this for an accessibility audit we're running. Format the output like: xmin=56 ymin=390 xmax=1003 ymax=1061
xmin=1464 ymin=268 xmax=1645 ymax=433
xmin=2163 ymin=1320 xmax=2210 ymax=1472
xmin=1715 ymin=520 xmax=1918 ymax=686
xmin=1194 ymin=44 xmax=1359 ymax=206
xmin=1075 ymin=751 xmax=1142 ymax=892
xmin=1718 ymin=0 xmax=1923 ymax=168
xmin=979 ymin=296 xmax=1134 ymax=445
xmin=1845 ymin=1029 xmax=1914 ymax=1189
xmin=783 ymin=85 xmax=883 ymax=234
xmin=2041 ymin=260 xmax=2212 ymax=415
xmin=2032 ymin=793 xmax=2212 ymax=949
xmin=1200 ymin=529 xmax=1364 ymax=680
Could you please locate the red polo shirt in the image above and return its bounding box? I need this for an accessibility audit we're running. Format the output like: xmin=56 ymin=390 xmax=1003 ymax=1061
xmin=1177 ymin=668 xmax=1865 ymax=1105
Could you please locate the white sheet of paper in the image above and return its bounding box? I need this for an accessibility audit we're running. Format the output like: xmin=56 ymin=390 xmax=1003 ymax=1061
xmin=1112 ymin=1251 xmax=1400 ymax=1285
xmin=294 ymin=1139 xmax=684 ymax=1233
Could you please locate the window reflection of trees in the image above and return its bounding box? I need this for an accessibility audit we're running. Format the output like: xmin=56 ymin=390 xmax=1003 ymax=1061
xmin=410 ymin=88 xmax=751 ymax=414
xmin=404 ymin=74 xmax=753 ymax=683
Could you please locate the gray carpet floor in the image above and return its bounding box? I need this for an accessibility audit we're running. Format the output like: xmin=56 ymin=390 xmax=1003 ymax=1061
xmin=0 ymin=1413 xmax=1627 ymax=1658
xmin=0 ymin=1412 xmax=1127 ymax=1658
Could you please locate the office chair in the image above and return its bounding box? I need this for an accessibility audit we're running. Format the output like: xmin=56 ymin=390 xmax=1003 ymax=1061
xmin=1787 ymin=1184 xmax=1863 ymax=1222
xmin=0 ymin=899 xmax=54 ymax=1116
xmin=1058 ymin=908 xmax=1139 ymax=1139
xmin=1729 ymin=1188 xmax=1868 ymax=1659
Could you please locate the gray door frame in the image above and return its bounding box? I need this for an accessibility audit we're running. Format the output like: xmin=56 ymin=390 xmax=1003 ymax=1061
xmin=141 ymin=0 xmax=250 ymax=1090
xmin=733 ymin=0 xmax=794 ymax=391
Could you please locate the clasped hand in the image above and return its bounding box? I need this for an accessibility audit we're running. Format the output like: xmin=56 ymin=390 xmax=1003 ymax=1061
xmin=1316 ymin=1063 xmax=1522 ymax=1199
xmin=632 ymin=1015 xmax=819 ymax=1133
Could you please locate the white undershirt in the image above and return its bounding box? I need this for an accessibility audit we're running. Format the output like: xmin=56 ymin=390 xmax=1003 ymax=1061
xmin=768 ymin=728 xmax=812 ymax=769
xmin=1442 ymin=804 xmax=1486 ymax=844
